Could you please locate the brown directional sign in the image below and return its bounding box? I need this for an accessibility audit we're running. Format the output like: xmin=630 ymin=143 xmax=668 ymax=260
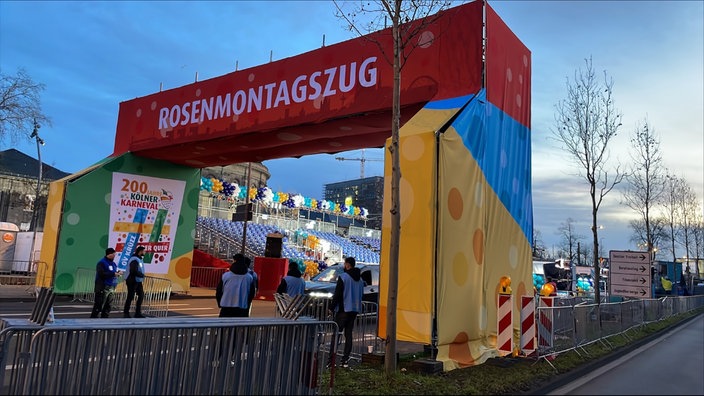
xmin=609 ymin=250 xmax=651 ymax=299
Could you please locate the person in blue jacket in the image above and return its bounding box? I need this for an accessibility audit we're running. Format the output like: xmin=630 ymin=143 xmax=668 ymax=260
xmin=90 ymin=248 xmax=120 ymax=318
xmin=123 ymin=246 xmax=146 ymax=318
xmin=328 ymin=256 xmax=364 ymax=368
xmin=276 ymin=260 xmax=306 ymax=296
xmin=216 ymin=254 xmax=255 ymax=317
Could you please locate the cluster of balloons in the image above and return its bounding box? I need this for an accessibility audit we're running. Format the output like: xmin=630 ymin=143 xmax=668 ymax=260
xmin=576 ymin=276 xmax=594 ymax=292
xmin=533 ymin=273 xmax=546 ymax=293
xmin=293 ymin=231 xmax=325 ymax=250
xmin=303 ymin=260 xmax=321 ymax=278
xmin=199 ymin=177 xmax=369 ymax=218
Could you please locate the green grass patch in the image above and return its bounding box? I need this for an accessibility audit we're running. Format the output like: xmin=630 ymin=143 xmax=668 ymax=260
xmin=326 ymin=309 xmax=703 ymax=395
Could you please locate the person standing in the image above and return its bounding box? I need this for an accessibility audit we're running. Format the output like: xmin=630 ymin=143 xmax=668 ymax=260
xmin=123 ymin=246 xmax=146 ymax=318
xmin=90 ymin=248 xmax=120 ymax=318
xmin=661 ymin=275 xmax=673 ymax=295
xmin=216 ymin=254 xmax=255 ymax=317
xmin=328 ymin=257 xmax=364 ymax=368
xmin=276 ymin=260 xmax=306 ymax=296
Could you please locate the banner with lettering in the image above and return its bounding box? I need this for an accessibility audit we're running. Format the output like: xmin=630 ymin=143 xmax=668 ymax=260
xmin=108 ymin=172 xmax=186 ymax=273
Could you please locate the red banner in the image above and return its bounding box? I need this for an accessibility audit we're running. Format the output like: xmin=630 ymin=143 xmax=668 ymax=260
xmin=113 ymin=2 xmax=484 ymax=167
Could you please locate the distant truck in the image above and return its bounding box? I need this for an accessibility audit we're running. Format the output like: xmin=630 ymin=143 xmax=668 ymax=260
xmin=533 ymin=259 xmax=572 ymax=291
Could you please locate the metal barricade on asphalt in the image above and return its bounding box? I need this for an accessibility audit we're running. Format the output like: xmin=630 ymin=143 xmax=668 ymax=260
xmin=274 ymin=295 xmax=381 ymax=360
xmin=189 ymin=266 xmax=228 ymax=289
xmin=1 ymin=317 xmax=337 ymax=395
xmin=73 ymin=267 xmax=172 ymax=317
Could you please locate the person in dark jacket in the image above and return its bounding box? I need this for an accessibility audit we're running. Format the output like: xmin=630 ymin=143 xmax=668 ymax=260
xmin=123 ymin=246 xmax=146 ymax=318
xmin=276 ymin=261 xmax=305 ymax=296
xmin=328 ymin=256 xmax=364 ymax=367
xmin=90 ymin=248 xmax=120 ymax=318
xmin=216 ymin=254 xmax=255 ymax=317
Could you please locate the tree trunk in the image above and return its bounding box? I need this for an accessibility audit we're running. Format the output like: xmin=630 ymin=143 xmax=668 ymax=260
xmin=385 ymin=0 xmax=402 ymax=376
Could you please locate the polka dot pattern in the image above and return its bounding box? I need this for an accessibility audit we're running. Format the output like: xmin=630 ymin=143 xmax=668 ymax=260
xmin=447 ymin=188 xmax=463 ymax=220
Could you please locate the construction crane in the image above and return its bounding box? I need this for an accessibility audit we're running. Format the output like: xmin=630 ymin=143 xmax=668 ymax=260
xmin=334 ymin=149 xmax=383 ymax=179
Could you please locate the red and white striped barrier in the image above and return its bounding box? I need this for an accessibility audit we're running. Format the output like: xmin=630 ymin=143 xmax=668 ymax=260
xmin=497 ymin=294 xmax=513 ymax=356
xmin=520 ymin=295 xmax=536 ymax=356
xmin=538 ymin=296 xmax=554 ymax=349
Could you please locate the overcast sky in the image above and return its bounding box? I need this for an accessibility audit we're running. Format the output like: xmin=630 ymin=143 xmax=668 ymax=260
xmin=1 ymin=1 xmax=702 ymax=257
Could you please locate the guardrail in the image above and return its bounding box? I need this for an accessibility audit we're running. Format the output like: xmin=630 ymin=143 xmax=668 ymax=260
xmin=190 ymin=266 xmax=228 ymax=289
xmin=274 ymin=294 xmax=381 ymax=360
xmin=0 ymin=317 xmax=337 ymax=395
xmin=0 ymin=260 xmax=49 ymax=287
xmin=537 ymin=295 xmax=704 ymax=364
xmin=72 ymin=267 xmax=172 ymax=317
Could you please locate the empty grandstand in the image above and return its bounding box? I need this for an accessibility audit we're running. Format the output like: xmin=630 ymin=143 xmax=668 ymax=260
xmin=195 ymin=215 xmax=380 ymax=265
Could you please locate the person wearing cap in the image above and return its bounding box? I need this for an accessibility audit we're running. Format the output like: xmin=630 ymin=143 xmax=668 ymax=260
xmin=90 ymin=248 xmax=121 ymax=318
xmin=124 ymin=246 xmax=146 ymax=318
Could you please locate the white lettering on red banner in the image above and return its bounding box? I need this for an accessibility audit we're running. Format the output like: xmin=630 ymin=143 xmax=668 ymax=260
xmin=158 ymin=56 xmax=378 ymax=130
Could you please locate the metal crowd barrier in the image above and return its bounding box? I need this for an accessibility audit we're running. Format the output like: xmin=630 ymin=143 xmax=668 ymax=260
xmin=537 ymin=295 xmax=704 ymax=361
xmin=0 ymin=260 xmax=47 ymax=286
xmin=72 ymin=267 xmax=172 ymax=317
xmin=190 ymin=266 xmax=228 ymax=289
xmin=0 ymin=317 xmax=337 ymax=395
xmin=274 ymin=295 xmax=381 ymax=360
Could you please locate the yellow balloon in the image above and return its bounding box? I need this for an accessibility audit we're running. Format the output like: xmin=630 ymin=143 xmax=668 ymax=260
xmin=344 ymin=197 xmax=353 ymax=206
xmin=540 ymin=283 xmax=555 ymax=297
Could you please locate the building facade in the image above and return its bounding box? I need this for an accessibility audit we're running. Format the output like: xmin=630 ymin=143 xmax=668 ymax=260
xmin=323 ymin=176 xmax=384 ymax=229
xmin=0 ymin=149 xmax=69 ymax=231
xmin=198 ymin=162 xmax=271 ymax=219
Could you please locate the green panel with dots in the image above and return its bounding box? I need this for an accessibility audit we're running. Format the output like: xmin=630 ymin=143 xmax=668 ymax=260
xmin=53 ymin=153 xmax=200 ymax=294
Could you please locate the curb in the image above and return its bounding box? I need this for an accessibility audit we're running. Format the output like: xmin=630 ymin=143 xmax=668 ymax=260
xmin=523 ymin=312 xmax=703 ymax=395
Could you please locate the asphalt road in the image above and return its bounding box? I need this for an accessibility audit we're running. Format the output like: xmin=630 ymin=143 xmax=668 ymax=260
xmin=0 ymin=295 xmax=278 ymax=319
xmin=549 ymin=314 xmax=704 ymax=396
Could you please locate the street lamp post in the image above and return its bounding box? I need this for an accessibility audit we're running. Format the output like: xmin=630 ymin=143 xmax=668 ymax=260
xmin=29 ymin=119 xmax=45 ymax=267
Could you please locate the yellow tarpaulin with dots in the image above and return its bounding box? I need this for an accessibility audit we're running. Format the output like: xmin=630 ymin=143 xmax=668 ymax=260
xmin=379 ymin=90 xmax=532 ymax=370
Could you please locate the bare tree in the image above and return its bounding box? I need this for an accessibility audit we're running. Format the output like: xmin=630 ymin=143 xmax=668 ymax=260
xmin=532 ymin=228 xmax=547 ymax=259
xmin=333 ymin=0 xmax=452 ymax=374
xmin=662 ymin=174 xmax=684 ymax=262
xmin=629 ymin=217 xmax=668 ymax=259
xmin=557 ymin=217 xmax=583 ymax=263
xmin=552 ymin=57 xmax=626 ymax=303
xmin=692 ymin=216 xmax=703 ymax=277
xmin=678 ymin=181 xmax=700 ymax=272
xmin=622 ymin=120 xmax=666 ymax=260
xmin=0 ymin=68 xmax=51 ymax=145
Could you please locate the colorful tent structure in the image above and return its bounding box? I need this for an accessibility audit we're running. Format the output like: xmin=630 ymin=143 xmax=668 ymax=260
xmin=38 ymin=1 xmax=531 ymax=370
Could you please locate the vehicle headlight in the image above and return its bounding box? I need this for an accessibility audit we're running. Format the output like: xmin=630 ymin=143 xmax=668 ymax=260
xmin=310 ymin=292 xmax=333 ymax=298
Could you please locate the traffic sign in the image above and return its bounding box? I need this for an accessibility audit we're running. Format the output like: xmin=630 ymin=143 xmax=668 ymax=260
xmin=609 ymin=284 xmax=649 ymax=298
xmin=609 ymin=250 xmax=651 ymax=299
xmin=610 ymin=273 xmax=650 ymax=287
xmin=609 ymin=250 xmax=649 ymax=264
xmin=610 ymin=262 xmax=649 ymax=276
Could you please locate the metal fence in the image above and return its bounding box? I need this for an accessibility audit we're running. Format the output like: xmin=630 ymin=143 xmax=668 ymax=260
xmin=72 ymin=267 xmax=173 ymax=317
xmin=0 ymin=317 xmax=337 ymax=395
xmin=0 ymin=260 xmax=48 ymax=287
xmin=274 ymin=294 xmax=381 ymax=361
xmin=537 ymin=295 xmax=704 ymax=360
xmin=190 ymin=266 xmax=228 ymax=289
